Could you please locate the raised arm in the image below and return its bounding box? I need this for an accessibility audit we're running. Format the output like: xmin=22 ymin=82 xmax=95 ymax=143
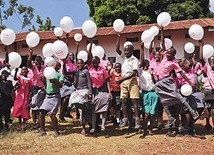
xmin=116 ymin=33 xmax=122 ymax=55
xmin=27 ymin=48 xmax=33 ymax=68
xmin=198 ymin=40 xmax=205 ymax=66
xmin=87 ymin=39 xmax=93 ymax=65
xmin=4 ymin=45 xmax=9 ymax=64
xmin=160 ymin=26 xmax=166 ymax=52
xmin=14 ymin=68 xmax=19 ymax=81
xmin=140 ymin=42 xmax=145 ymax=67
xmin=75 ymin=41 xmax=79 ymax=61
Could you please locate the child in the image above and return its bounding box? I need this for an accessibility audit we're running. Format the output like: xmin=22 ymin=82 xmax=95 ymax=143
xmin=88 ymin=56 xmax=111 ymax=134
xmin=109 ymin=62 xmax=122 ymax=127
xmin=139 ymin=59 xmax=158 ymax=136
xmin=155 ymin=47 xmax=199 ymax=127
xmin=154 ymin=26 xmax=199 ymax=128
xmin=27 ymin=48 xmax=46 ymax=129
xmin=60 ymin=52 xmax=78 ymax=121
xmin=0 ymin=70 xmax=14 ymax=131
xmin=116 ymin=34 xmax=141 ymax=131
xmin=177 ymin=59 xmax=204 ymax=136
xmin=202 ymin=56 xmax=214 ymax=130
xmin=68 ymin=59 xmax=92 ymax=135
xmin=13 ymin=67 xmax=32 ymax=130
xmin=39 ymin=62 xmax=63 ymax=137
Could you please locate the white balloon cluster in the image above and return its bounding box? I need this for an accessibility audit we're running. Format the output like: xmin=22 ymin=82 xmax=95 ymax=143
xmin=141 ymin=26 xmax=159 ymax=44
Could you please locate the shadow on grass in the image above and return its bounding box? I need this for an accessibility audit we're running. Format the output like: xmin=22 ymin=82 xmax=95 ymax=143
xmin=1 ymin=117 xmax=213 ymax=139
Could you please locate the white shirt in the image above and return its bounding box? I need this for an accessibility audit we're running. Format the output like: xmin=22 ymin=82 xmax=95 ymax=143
xmin=121 ymin=55 xmax=139 ymax=77
xmin=139 ymin=69 xmax=155 ymax=91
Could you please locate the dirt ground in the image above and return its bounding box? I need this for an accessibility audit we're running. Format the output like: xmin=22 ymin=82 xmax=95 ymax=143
xmin=0 ymin=116 xmax=214 ymax=155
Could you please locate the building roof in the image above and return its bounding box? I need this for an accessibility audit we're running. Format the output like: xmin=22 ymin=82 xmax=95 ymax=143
xmin=4 ymin=18 xmax=214 ymax=43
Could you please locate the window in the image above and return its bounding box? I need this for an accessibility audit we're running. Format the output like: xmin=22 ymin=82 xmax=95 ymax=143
xmin=133 ymin=50 xmax=140 ymax=59
xmin=86 ymin=40 xmax=98 ymax=45
xmin=22 ymin=44 xmax=29 ymax=48
xmin=126 ymin=37 xmax=139 ymax=42
xmin=108 ymin=57 xmax=116 ymax=63
xmin=21 ymin=55 xmax=37 ymax=67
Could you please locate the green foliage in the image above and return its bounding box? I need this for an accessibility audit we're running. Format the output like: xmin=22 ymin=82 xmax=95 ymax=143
xmin=30 ymin=15 xmax=54 ymax=31
xmin=0 ymin=0 xmax=35 ymax=31
xmin=87 ymin=0 xmax=214 ymax=27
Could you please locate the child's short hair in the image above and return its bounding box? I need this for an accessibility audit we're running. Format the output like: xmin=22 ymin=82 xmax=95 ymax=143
xmin=1 ymin=70 xmax=10 ymax=75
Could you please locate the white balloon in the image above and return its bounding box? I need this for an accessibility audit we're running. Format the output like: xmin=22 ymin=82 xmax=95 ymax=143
xmin=60 ymin=16 xmax=74 ymax=33
xmin=54 ymin=27 xmax=63 ymax=37
xmin=82 ymin=20 xmax=97 ymax=38
xmin=42 ymin=43 xmax=53 ymax=58
xmin=160 ymin=38 xmax=173 ymax=50
xmin=141 ymin=29 xmax=154 ymax=43
xmin=26 ymin=32 xmax=40 ymax=47
xmin=43 ymin=67 xmax=56 ymax=79
xmin=44 ymin=57 xmax=56 ymax=67
xmin=0 ymin=28 xmax=16 ymax=45
xmin=180 ymin=84 xmax=192 ymax=96
xmin=123 ymin=41 xmax=133 ymax=48
xmin=9 ymin=52 xmax=22 ymax=68
xmin=113 ymin=19 xmax=125 ymax=32
xmin=144 ymin=42 xmax=154 ymax=49
xmin=157 ymin=12 xmax=171 ymax=27
xmin=188 ymin=24 xmax=204 ymax=40
xmin=92 ymin=46 xmax=105 ymax=59
xmin=74 ymin=33 xmax=82 ymax=42
xmin=184 ymin=42 xmax=195 ymax=54
xmin=203 ymin=44 xmax=214 ymax=59
xmin=52 ymin=40 xmax=68 ymax=59
xmin=87 ymin=43 xmax=96 ymax=52
xmin=77 ymin=50 xmax=88 ymax=62
xmin=149 ymin=26 xmax=159 ymax=36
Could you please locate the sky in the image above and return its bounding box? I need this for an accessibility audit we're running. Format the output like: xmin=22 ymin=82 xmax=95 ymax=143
xmin=3 ymin=0 xmax=214 ymax=32
xmin=4 ymin=0 xmax=90 ymax=32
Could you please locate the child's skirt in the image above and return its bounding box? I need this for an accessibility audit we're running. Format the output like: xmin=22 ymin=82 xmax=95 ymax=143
xmin=40 ymin=94 xmax=61 ymax=114
xmin=93 ymin=92 xmax=109 ymax=113
xmin=140 ymin=90 xmax=158 ymax=115
xmin=155 ymin=77 xmax=186 ymax=107
xmin=69 ymin=89 xmax=90 ymax=107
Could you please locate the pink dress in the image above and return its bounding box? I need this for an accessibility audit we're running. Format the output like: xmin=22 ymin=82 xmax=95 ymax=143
xmin=12 ymin=75 xmax=32 ymax=119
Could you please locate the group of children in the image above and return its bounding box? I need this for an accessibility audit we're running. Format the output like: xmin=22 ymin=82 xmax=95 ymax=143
xmin=0 ymin=26 xmax=214 ymax=138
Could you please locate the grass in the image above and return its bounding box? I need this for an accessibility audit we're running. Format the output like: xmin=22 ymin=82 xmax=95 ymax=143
xmin=0 ymin=117 xmax=214 ymax=155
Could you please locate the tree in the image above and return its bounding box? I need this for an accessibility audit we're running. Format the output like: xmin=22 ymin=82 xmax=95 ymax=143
xmin=0 ymin=0 xmax=35 ymax=31
xmin=87 ymin=0 xmax=214 ymax=27
xmin=29 ymin=15 xmax=54 ymax=31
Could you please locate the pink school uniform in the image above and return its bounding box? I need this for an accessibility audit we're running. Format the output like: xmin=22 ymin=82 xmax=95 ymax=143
xmin=88 ymin=65 xmax=109 ymax=88
xmin=61 ymin=58 xmax=77 ymax=73
xmin=12 ymin=75 xmax=32 ymax=119
xmin=89 ymin=65 xmax=109 ymax=114
xmin=203 ymin=63 xmax=214 ymax=89
xmin=155 ymin=56 xmax=190 ymax=106
xmin=191 ymin=62 xmax=202 ymax=74
xmin=99 ymin=59 xmax=110 ymax=70
xmin=31 ymin=64 xmax=45 ymax=88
